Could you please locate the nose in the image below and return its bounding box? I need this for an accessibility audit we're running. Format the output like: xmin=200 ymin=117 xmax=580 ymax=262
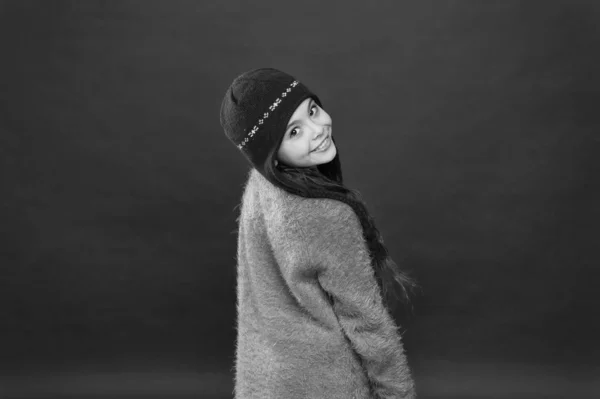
xmin=311 ymin=124 xmax=326 ymax=141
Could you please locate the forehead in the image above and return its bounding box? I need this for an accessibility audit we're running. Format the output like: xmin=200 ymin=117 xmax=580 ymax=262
xmin=287 ymin=97 xmax=313 ymax=126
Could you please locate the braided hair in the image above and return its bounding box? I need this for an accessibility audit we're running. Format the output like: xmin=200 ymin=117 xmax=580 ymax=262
xmin=263 ymin=135 xmax=417 ymax=313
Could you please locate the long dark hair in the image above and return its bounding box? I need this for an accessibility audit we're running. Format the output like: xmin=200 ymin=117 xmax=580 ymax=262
xmin=263 ymin=135 xmax=417 ymax=312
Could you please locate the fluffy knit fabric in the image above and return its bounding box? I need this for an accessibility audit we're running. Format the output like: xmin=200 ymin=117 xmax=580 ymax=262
xmin=233 ymin=168 xmax=415 ymax=399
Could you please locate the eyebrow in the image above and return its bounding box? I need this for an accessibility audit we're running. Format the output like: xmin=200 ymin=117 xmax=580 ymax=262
xmin=285 ymin=99 xmax=313 ymax=132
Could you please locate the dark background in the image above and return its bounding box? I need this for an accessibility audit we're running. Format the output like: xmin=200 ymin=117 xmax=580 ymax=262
xmin=1 ymin=0 xmax=598 ymax=397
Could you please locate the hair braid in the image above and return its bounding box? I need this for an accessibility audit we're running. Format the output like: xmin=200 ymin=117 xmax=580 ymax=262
xmin=263 ymin=138 xmax=417 ymax=313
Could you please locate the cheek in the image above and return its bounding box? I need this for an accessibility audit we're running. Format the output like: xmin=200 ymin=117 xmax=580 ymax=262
xmin=299 ymin=142 xmax=311 ymax=157
xmin=280 ymin=142 xmax=302 ymax=160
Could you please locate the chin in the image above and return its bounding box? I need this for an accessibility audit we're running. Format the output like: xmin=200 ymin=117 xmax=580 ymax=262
xmin=314 ymin=151 xmax=336 ymax=166
xmin=322 ymin=146 xmax=337 ymax=162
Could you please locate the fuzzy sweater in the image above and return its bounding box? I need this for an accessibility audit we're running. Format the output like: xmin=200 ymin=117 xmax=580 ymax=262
xmin=233 ymin=168 xmax=415 ymax=399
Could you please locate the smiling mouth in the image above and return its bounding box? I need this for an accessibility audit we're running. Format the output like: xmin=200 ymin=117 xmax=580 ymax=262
xmin=312 ymin=132 xmax=331 ymax=153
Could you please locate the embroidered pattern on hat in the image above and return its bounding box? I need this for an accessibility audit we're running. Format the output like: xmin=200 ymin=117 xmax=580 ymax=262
xmin=237 ymin=80 xmax=299 ymax=150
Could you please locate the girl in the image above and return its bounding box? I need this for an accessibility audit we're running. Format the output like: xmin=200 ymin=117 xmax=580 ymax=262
xmin=220 ymin=68 xmax=416 ymax=399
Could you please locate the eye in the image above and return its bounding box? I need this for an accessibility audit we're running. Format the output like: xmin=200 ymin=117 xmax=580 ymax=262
xmin=289 ymin=127 xmax=300 ymax=138
xmin=309 ymin=104 xmax=319 ymax=117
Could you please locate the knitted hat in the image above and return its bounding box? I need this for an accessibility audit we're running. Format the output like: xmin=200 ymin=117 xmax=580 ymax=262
xmin=220 ymin=68 xmax=322 ymax=173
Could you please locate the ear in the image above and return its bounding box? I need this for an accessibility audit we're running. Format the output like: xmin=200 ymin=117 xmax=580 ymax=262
xmin=274 ymin=159 xmax=279 ymax=166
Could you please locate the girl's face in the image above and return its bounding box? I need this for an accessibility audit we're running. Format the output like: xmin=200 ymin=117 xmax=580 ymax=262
xmin=277 ymin=97 xmax=336 ymax=168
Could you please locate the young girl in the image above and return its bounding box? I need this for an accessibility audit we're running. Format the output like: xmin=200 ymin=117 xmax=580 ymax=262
xmin=220 ymin=68 xmax=416 ymax=399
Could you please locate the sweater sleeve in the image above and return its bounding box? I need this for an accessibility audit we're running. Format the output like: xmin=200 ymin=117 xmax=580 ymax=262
xmin=300 ymin=200 xmax=416 ymax=399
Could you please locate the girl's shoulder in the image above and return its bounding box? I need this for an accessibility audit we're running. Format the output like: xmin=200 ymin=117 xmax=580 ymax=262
xmin=244 ymin=168 xmax=357 ymax=229
xmin=294 ymin=195 xmax=355 ymax=223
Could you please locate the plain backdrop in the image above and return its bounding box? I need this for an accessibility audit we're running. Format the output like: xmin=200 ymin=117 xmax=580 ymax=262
xmin=1 ymin=0 xmax=598 ymax=397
